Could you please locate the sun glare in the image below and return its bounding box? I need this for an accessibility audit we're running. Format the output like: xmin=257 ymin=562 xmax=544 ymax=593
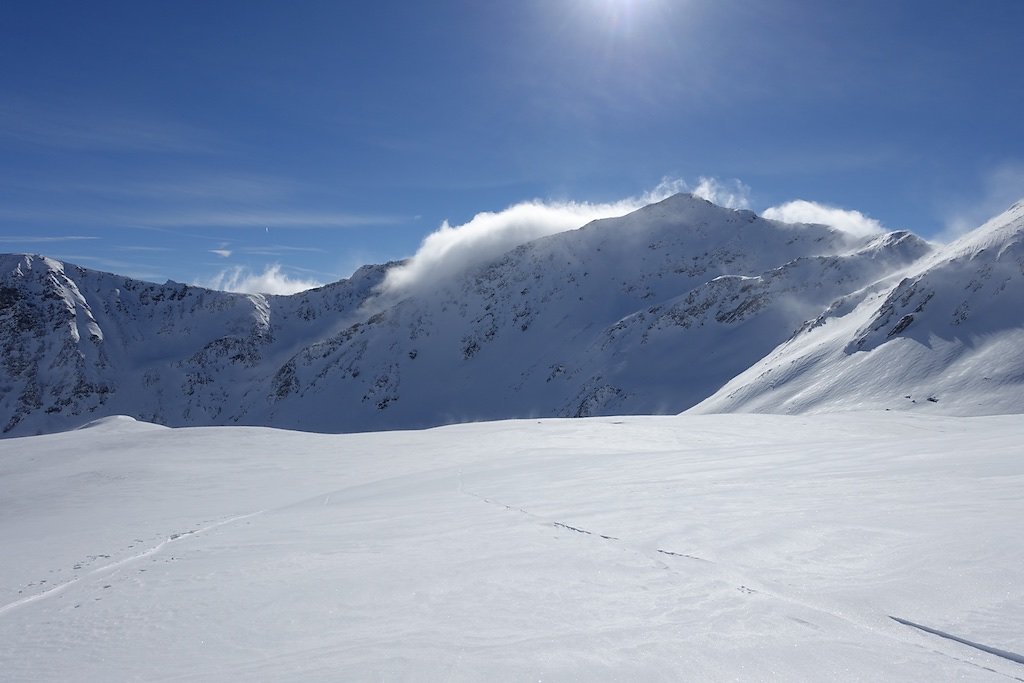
xmin=576 ymin=0 xmax=672 ymax=40
xmin=593 ymin=0 xmax=645 ymax=32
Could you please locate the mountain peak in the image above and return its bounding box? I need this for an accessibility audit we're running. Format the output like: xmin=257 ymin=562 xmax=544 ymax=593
xmin=653 ymin=191 xmax=708 ymax=206
xmin=940 ymin=196 xmax=1024 ymax=260
xmin=645 ymin=191 xmax=746 ymax=214
xmin=2 ymin=253 xmax=61 ymax=276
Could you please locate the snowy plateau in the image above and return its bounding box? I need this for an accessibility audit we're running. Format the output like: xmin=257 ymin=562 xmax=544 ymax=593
xmin=2 ymin=193 xmax=1024 ymax=680
xmin=2 ymin=415 xmax=1023 ymax=680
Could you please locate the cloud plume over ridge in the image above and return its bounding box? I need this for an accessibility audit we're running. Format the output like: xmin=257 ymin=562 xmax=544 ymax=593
xmin=378 ymin=178 xmax=711 ymax=297
xmin=762 ymin=200 xmax=885 ymax=237
xmin=202 ymin=264 xmax=323 ymax=296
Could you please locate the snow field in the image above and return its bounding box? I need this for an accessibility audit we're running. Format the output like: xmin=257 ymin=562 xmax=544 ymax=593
xmin=1 ymin=413 xmax=1022 ymax=680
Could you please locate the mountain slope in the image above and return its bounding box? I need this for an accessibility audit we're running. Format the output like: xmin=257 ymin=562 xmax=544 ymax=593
xmin=691 ymin=200 xmax=1024 ymax=415
xmin=244 ymin=195 xmax=932 ymax=432
xmin=11 ymin=192 xmax=1017 ymax=437
xmin=0 ymin=255 xmax=394 ymax=435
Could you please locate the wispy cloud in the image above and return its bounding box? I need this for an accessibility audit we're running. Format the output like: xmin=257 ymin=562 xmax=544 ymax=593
xmin=278 ymin=262 xmax=337 ymax=278
xmin=208 ymin=242 xmax=232 ymax=258
xmin=941 ymin=162 xmax=1024 ymax=239
xmin=114 ymin=174 xmax=295 ymax=201
xmin=134 ymin=210 xmax=408 ymax=229
xmin=0 ymin=235 xmax=99 ymax=244
xmin=54 ymin=255 xmax=165 ymax=281
xmin=691 ymin=177 xmax=751 ymax=209
xmin=113 ymin=245 xmax=173 ymax=253
xmin=762 ymin=200 xmax=885 ymax=237
xmin=0 ymin=172 xmax=301 ymax=208
xmin=0 ymin=205 xmax=407 ymax=232
xmin=0 ymin=98 xmax=217 ymax=154
xmin=200 ymin=265 xmax=322 ymax=295
xmin=239 ymin=246 xmax=330 ymax=258
xmin=241 ymin=245 xmax=329 ymax=253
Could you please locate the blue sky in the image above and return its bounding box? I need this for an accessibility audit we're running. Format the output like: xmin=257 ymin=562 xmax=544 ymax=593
xmin=2 ymin=0 xmax=1022 ymax=293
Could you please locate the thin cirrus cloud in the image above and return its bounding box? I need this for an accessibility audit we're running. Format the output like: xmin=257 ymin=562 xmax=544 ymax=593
xmin=0 ymin=206 xmax=409 ymax=231
xmin=110 ymin=174 xmax=296 ymax=201
xmin=1 ymin=173 xmax=300 ymax=208
xmin=0 ymin=98 xmax=217 ymax=154
xmin=134 ymin=209 xmax=408 ymax=229
xmin=113 ymin=245 xmax=173 ymax=253
xmin=239 ymin=245 xmax=330 ymax=258
xmin=0 ymin=235 xmax=99 ymax=244
xmin=242 ymin=245 xmax=328 ymax=253
xmin=54 ymin=254 xmax=164 ymax=281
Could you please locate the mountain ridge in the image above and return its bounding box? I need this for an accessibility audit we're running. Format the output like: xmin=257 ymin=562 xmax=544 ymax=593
xmin=691 ymin=200 xmax=1024 ymax=416
xmin=2 ymin=193 xmax=1021 ymax=437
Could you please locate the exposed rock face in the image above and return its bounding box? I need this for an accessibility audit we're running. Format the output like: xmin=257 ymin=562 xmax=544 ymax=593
xmin=0 ymin=255 xmax=393 ymax=435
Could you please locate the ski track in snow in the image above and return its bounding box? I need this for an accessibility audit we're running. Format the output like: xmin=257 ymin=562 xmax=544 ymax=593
xmin=0 ymin=510 xmax=265 ymax=619
xmin=462 ymin=480 xmax=1024 ymax=681
xmin=2 ymin=468 xmax=449 ymax=620
xmin=4 ymin=422 xmax=1022 ymax=681
xmin=891 ymin=617 xmax=1024 ymax=674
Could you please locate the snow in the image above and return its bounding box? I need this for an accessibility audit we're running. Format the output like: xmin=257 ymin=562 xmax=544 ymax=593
xmin=0 ymin=194 xmax=940 ymax=437
xmin=2 ymin=413 xmax=1022 ymax=680
xmin=693 ymin=200 xmax=1024 ymax=416
xmin=3 ymin=194 xmax=1023 ymax=677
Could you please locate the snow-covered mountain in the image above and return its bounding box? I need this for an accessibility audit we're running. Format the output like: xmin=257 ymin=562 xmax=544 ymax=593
xmin=692 ymin=200 xmax=1024 ymax=416
xmin=0 ymin=255 xmax=395 ymax=436
xmin=3 ymin=192 xmax=1022 ymax=437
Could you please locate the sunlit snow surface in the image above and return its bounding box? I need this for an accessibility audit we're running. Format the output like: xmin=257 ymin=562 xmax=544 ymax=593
xmin=2 ymin=413 xmax=1022 ymax=681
